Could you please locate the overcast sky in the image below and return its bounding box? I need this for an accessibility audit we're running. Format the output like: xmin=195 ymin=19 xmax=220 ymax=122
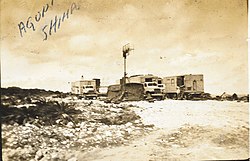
xmin=1 ymin=0 xmax=248 ymax=94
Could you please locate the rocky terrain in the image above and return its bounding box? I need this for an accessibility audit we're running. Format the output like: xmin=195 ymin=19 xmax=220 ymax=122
xmin=1 ymin=87 xmax=154 ymax=161
xmin=1 ymin=87 xmax=249 ymax=161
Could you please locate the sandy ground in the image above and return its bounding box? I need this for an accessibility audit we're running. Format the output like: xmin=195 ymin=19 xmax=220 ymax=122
xmin=77 ymin=100 xmax=249 ymax=161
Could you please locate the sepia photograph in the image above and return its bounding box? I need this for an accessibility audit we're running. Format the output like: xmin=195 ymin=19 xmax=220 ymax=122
xmin=1 ymin=0 xmax=249 ymax=160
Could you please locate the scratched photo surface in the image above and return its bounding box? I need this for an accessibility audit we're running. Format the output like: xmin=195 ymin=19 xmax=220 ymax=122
xmin=1 ymin=0 xmax=249 ymax=161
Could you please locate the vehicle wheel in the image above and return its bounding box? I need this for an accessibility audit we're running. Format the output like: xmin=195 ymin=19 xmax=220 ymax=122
xmin=183 ymin=93 xmax=188 ymax=100
xmin=186 ymin=94 xmax=193 ymax=100
xmin=173 ymin=93 xmax=178 ymax=100
xmin=156 ymin=97 xmax=161 ymax=101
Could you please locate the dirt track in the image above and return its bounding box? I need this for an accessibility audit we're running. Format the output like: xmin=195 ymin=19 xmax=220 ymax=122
xmin=77 ymin=100 xmax=249 ymax=161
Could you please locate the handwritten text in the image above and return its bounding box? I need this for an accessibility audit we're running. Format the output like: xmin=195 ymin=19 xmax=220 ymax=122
xmin=17 ymin=0 xmax=80 ymax=40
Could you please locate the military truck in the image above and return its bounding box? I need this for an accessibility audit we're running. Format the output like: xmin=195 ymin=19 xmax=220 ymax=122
xmin=71 ymin=79 xmax=100 ymax=99
xmin=127 ymin=74 xmax=165 ymax=100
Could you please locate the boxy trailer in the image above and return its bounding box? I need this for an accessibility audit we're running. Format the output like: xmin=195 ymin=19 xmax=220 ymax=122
xmin=162 ymin=74 xmax=204 ymax=99
xmin=71 ymin=79 xmax=100 ymax=99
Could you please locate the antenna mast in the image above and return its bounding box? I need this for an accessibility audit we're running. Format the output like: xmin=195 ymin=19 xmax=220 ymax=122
xmin=122 ymin=43 xmax=134 ymax=89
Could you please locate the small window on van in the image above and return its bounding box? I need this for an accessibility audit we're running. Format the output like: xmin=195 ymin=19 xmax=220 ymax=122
xmin=171 ymin=79 xmax=175 ymax=85
xmin=158 ymin=84 xmax=164 ymax=88
xmin=148 ymin=83 xmax=157 ymax=86
xmin=145 ymin=78 xmax=152 ymax=82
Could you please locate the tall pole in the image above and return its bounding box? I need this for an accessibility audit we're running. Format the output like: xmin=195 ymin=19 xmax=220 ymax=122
xmin=122 ymin=43 xmax=133 ymax=92
xmin=124 ymin=56 xmax=126 ymax=84
xmin=123 ymin=49 xmax=127 ymax=92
